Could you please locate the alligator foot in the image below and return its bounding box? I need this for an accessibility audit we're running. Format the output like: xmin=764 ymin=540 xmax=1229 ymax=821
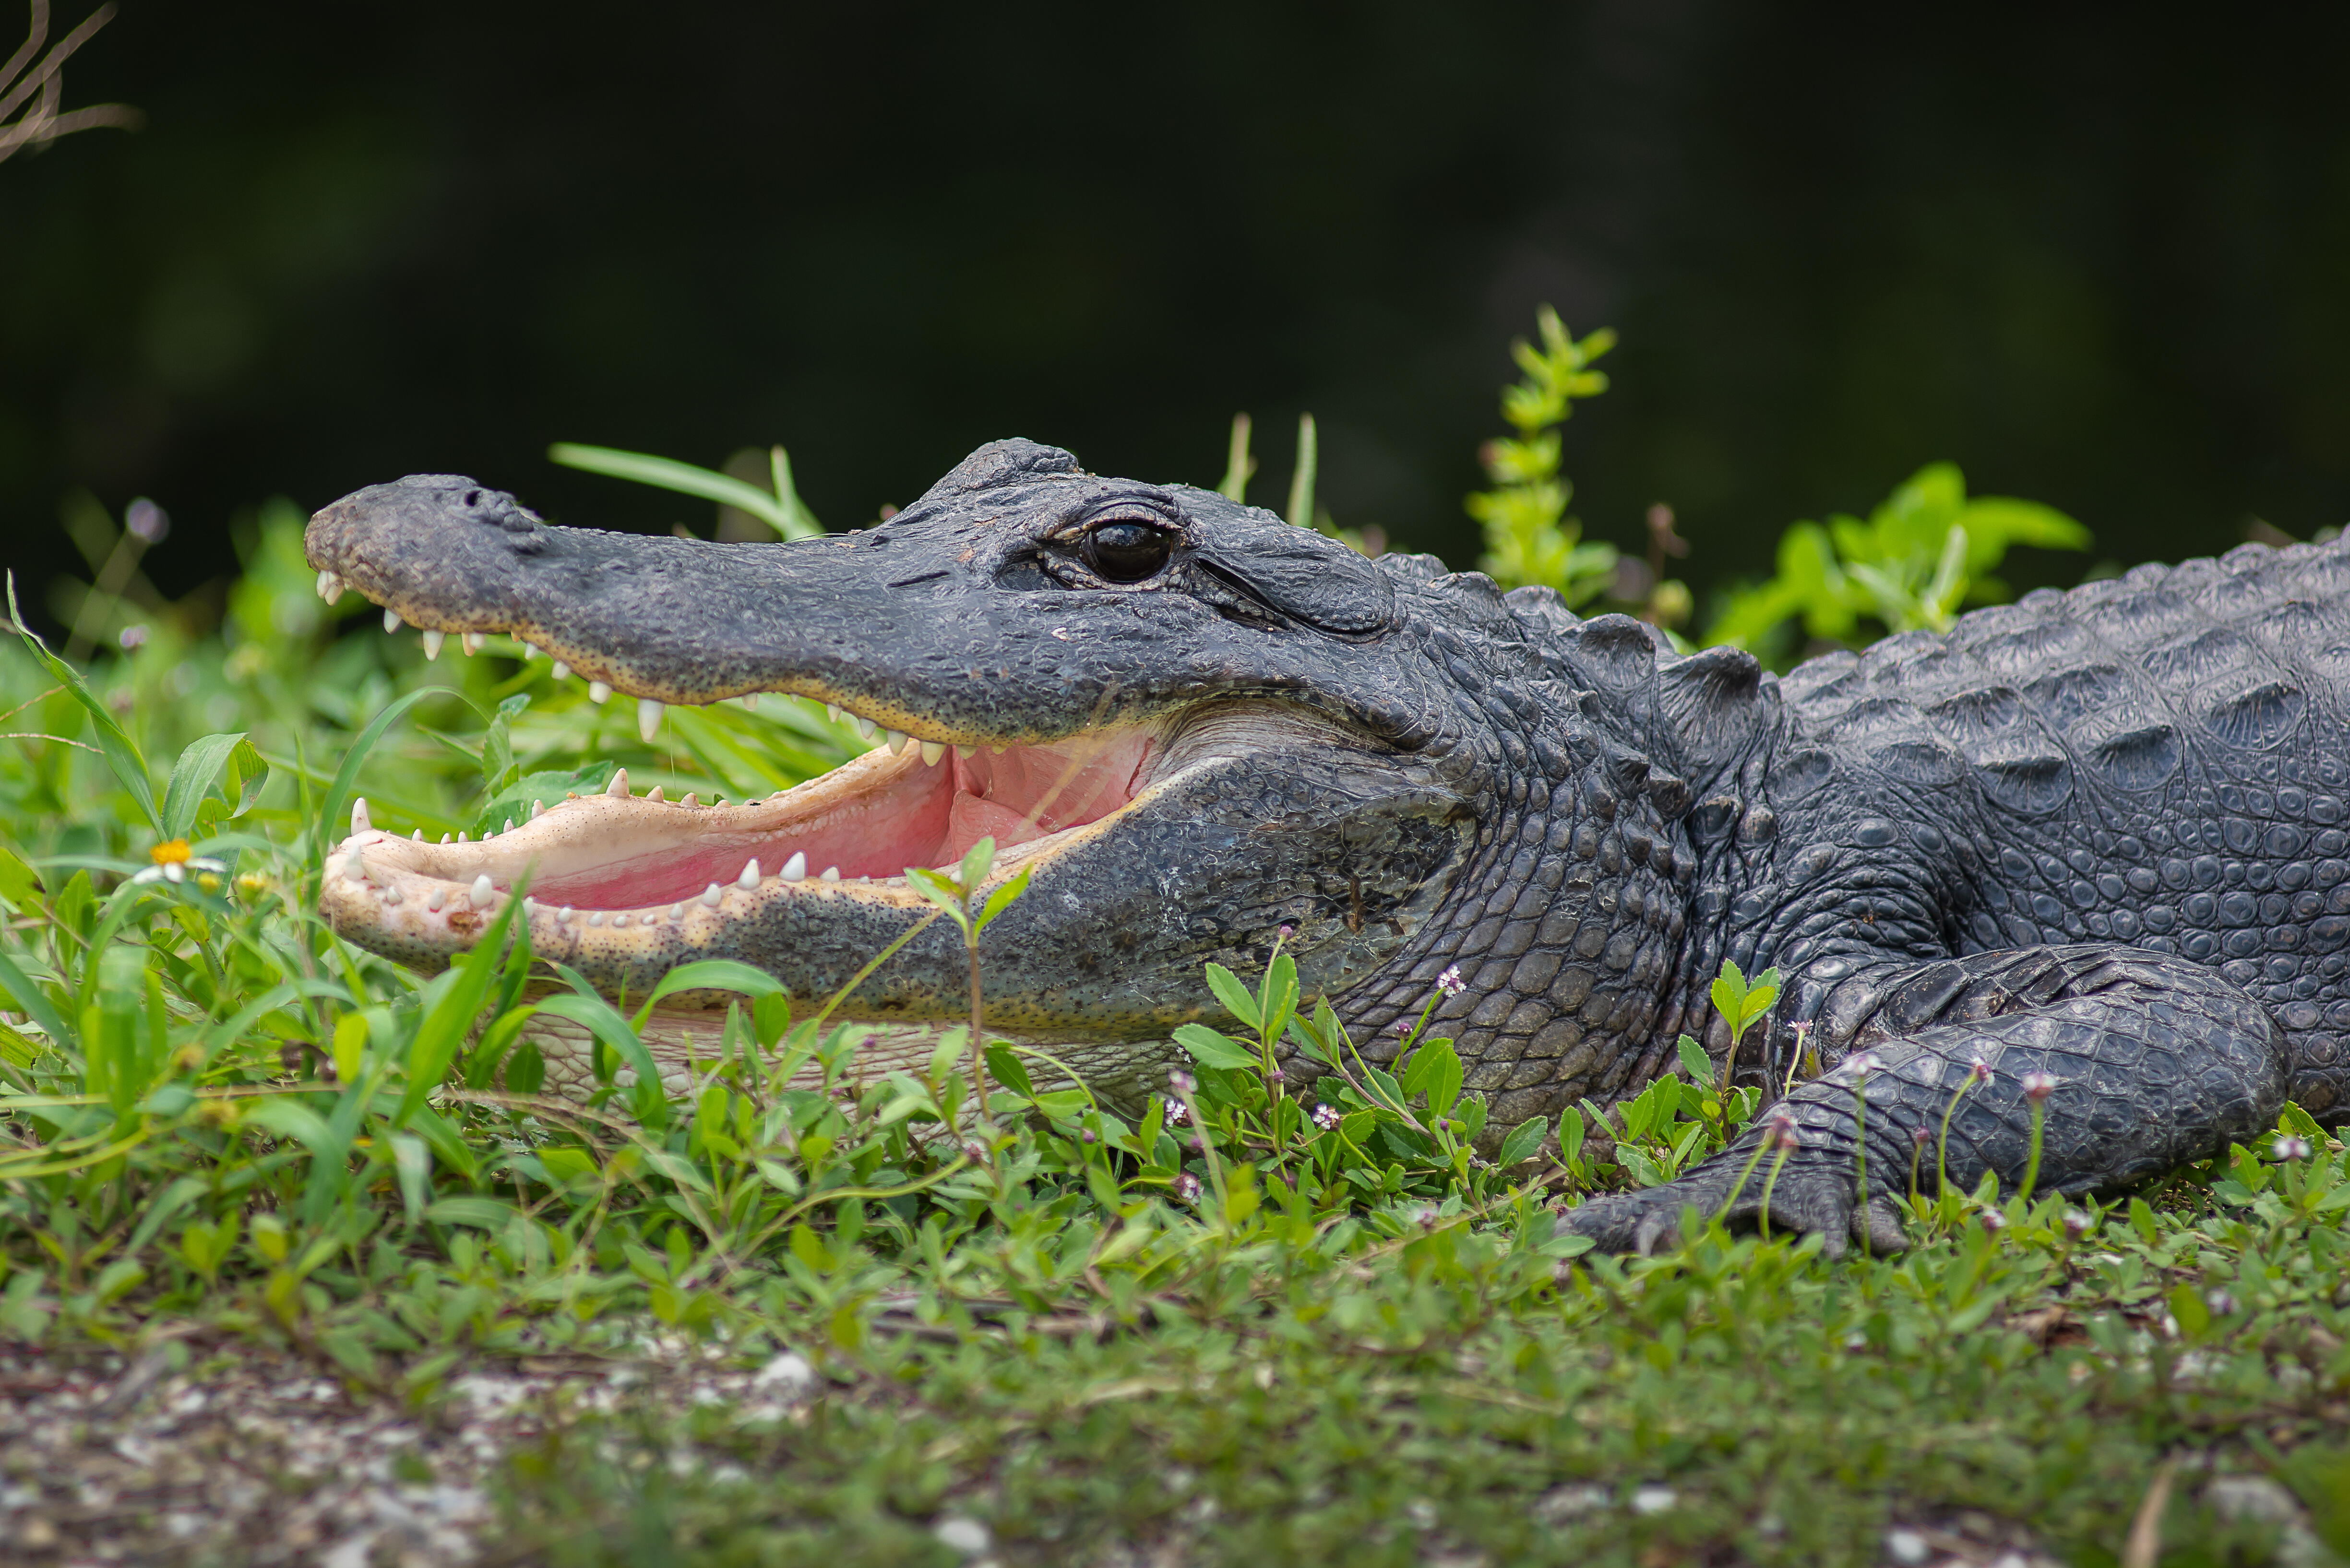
xmin=1559 ymin=1148 xmax=1909 ymax=1258
xmin=1561 ymin=945 xmax=2293 ymax=1255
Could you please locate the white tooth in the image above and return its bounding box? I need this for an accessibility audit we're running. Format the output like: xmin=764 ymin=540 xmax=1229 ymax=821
xmin=382 ymin=884 xmax=402 ymax=905
xmin=421 ymin=629 xmax=444 ymax=660
xmin=521 ymin=896 xmax=537 ymax=913
xmin=853 ymin=716 xmax=875 ymax=739
xmin=701 ymin=883 xmax=723 ymax=907
xmin=440 ymin=833 xmax=452 ymax=844
xmin=412 ymin=830 xmax=423 ymax=841
xmin=350 ymin=797 xmax=370 ymax=834
xmin=531 ymin=800 xmax=544 ymax=819
xmin=956 ymin=745 xmax=975 ymax=760
xmin=550 ymin=660 xmax=570 ymax=680
xmin=611 ymin=914 xmax=629 ymax=928
xmin=647 ymin=785 xmax=664 ymax=802
xmin=638 ymin=698 xmax=664 ymax=741
xmin=681 ymin=792 xmax=698 ymax=808
xmin=825 ymin=703 xmax=841 ymax=723
xmin=383 ymin=609 xmax=402 ymax=633
xmin=471 ymin=874 xmax=494 ymax=906
xmin=990 ymin=745 xmax=1007 ymax=756
xmin=857 ymin=876 xmax=870 ymax=884
xmin=738 ymin=859 xmax=761 ymax=889
xmin=668 ymin=903 xmax=683 ymax=920
xmin=886 ymin=729 xmax=908 ymax=755
xmin=317 ymin=571 xmax=342 ymax=601
xmin=820 ymin=866 xmax=840 ymax=882
xmin=522 ymin=642 xmax=540 ymax=660
xmin=556 ymin=905 xmax=574 ymax=924
xmin=588 ymin=911 xmax=605 ymax=926
xmin=426 ymin=888 xmax=446 ymax=912
xmin=343 ymin=849 xmax=365 ymax=881
xmin=503 ymin=819 xmax=514 ymax=834
xmin=607 ymin=769 xmax=630 ymax=797
xmin=742 ymin=693 xmax=759 ymax=709
xmin=462 ymin=632 xmax=485 ymax=655
xmin=919 ymin=740 xmax=944 ymax=767
xmin=457 ymin=831 xmax=468 ymax=843
xmin=780 ymin=851 xmax=806 ymax=882
xmin=589 ymin=681 xmax=611 ymax=704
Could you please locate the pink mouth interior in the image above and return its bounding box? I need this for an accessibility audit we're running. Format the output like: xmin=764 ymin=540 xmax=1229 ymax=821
xmin=527 ymin=731 xmax=1155 ymax=909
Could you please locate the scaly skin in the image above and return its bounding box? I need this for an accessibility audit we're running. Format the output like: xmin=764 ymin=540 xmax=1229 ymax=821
xmin=305 ymin=440 xmax=2350 ymax=1250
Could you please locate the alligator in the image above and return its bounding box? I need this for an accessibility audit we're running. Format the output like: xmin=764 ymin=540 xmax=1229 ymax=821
xmin=305 ymin=438 xmax=2350 ymax=1253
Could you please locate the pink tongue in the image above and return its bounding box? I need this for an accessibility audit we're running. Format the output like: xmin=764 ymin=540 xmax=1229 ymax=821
xmin=943 ymin=794 xmax=1055 ymax=859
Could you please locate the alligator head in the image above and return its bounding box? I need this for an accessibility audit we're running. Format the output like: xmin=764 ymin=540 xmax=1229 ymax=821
xmin=305 ymin=438 xmax=1770 ymax=1121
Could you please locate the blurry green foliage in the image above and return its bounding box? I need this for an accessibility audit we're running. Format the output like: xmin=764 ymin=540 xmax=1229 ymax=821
xmin=1467 ymin=307 xmax=1621 ymax=606
xmin=1705 ymin=462 xmax=2090 ymax=661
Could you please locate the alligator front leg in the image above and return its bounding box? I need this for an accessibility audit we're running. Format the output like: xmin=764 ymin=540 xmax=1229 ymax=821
xmin=1560 ymin=946 xmax=2292 ymax=1255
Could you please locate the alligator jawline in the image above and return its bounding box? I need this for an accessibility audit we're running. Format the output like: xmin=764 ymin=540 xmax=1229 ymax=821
xmin=320 ymin=717 xmax=1163 ymax=952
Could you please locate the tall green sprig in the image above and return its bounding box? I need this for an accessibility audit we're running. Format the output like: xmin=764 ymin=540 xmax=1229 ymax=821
xmin=1467 ymin=306 xmax=1620 ymax=605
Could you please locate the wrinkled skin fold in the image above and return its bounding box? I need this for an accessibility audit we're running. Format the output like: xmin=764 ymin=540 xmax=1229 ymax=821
xmin=307 ymin=439 xmax=2350 ymax=1250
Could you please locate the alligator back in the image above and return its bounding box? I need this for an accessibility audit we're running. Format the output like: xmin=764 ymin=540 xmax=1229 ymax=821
xmin=1765 ymin=537 xmax=2350 ymax=1116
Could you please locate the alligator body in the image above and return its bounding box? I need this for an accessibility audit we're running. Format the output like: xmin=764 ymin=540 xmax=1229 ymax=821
xmin=306 ymin=440 xmax=2350 ymax=1250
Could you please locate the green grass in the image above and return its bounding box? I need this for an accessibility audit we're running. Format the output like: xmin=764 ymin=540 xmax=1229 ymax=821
xmin=4 ymin=499 xmax=2350 ymax=1568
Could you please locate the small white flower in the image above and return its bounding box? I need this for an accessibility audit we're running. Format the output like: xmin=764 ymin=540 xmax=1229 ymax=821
xmin=2021 ymin=1070 xmax=2059 ymax=1102
xmin=130 ymin=839 xmax=226 ymax=887
xmin=1166 ymin=1101 xmax=1191 ymax=1126
xmin=2272 ymin=1134 xmax=2314 ymax=1162
xmin=1170 ymin=1171 xmax=1204 ymax=1205
xmin=1435 ymin=964 xmax=1466 ymax=998
xmin=1312 ymin=1103 xmax=1341 ymax=1131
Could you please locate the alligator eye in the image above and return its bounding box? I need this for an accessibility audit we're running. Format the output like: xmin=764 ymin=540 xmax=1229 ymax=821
xmin=1081 ymin=521 xmax=1173 ymax=583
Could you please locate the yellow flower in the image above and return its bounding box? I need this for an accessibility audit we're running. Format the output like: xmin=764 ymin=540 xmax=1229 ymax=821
xmin=133 ymin=839 xmax=226 ymax=887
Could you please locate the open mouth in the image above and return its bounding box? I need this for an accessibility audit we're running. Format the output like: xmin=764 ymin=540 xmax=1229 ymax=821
xmin=322 ymin=711 xmax=1161 ymax=943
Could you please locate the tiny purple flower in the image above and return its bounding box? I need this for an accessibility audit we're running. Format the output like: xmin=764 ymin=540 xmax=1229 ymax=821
xmin=1843 ymin=1051 xmax=1882 ymax=1078
xmin=1166 ymin=1101 xmax=1191 ymax=1126
xmin=2021 ymin=1071 xmax=2059 ymax=1103
xmin=1968 ymin=1054 xmax=1994 ymax=1084
xmin=1435 ymin=964 xmax=1466 ymax=998
xmin=960 ymin=1139 xmax=989 ymax=1163
xmin=2204 ymin=1288 xmax=2235 ymax=1316
xmin=1079 ymin=1127 xmax=1097 ymax=1145
xmin=118 ymin=624 xmax=148 ymax=650
xmin=2062 ymin=1209 xmax=2093 ymax=1239
xmin=1277 ymin=923 xmax=1294 ymax=939
xmin=1167 ymin=1068 xmax=1196 ymax=1096
xmin=1394 ymin=1017 xmax=1413 ymax=1038
xmin=1910 ymin=1125 xmax=1932 ymax=1150
xmin=125 ymin=497 xmax=168 ymax=544
xmin=1978 ymin=1208 xmax=2007 ymax=1235
xmin=2272 ymin=1134 xmax=2314 ymax=1162
xmin=1266 ymin=1066 xmax=1286 ymax=1084
xmin=1410 ymin=1205 xmax=1440 ymax=1229
xmin=1171 ymin=1171 xmax=1204 ymax=1205
xmin=1312 ymin=1103 xmax=1342 ymax=1131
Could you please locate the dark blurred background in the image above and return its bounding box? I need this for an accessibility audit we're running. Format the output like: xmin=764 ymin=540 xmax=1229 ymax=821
xmin=5 ymin=0 xmax=2348 ymax=632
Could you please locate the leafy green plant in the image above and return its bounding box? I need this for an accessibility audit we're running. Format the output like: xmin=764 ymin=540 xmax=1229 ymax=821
xmin=1705 ymin=460 xmax=2090 ymax=659
xmin=1467 ymin=306 xmax=1621 ymax=606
